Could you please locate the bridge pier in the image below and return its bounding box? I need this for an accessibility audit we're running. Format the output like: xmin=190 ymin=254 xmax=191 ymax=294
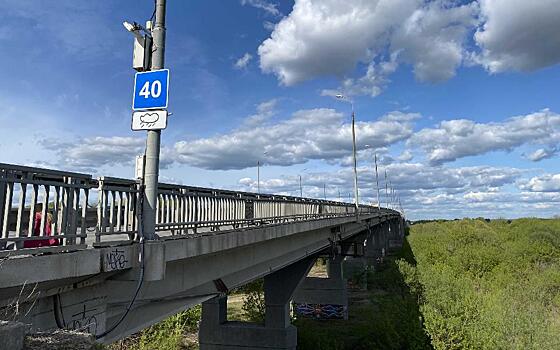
xmin=199 ymin=256 xmax=315 ymax=350
xmin=364 ymin=225 xmax=387 ymax=267
xmin=292 ymin=255 xmax=348 ymax=320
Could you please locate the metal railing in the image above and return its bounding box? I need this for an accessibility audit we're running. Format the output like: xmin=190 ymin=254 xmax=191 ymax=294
xmin=0 ymin=163 xmax=386 ymax=252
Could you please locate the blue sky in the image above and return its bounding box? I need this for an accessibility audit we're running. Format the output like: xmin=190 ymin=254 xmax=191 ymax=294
xmin=1 ymin=0 xmax=560 ymax=220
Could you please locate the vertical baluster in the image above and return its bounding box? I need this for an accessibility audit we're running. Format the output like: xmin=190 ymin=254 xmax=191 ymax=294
xmin=2 ymin=181 xmax=14 ymax=240
xmin=39 ymin=185 xmax=49 ymax=238
xmin=15 ymin=182 xmax=28 ymax=246
xmin=116 ymin=192 xmax=122 ymax=233
xmin=80 ymin=188 xmax=88 ymax=245
xmin=27 ymin=184 xmax=38 ymax=239
xmin=67 ymin=184 xmax=79 ymax=245
xmin=108 ymin=191 xmax=115 ymax=233
xmin=52 ymin=186 xmax=60 ymax=236
xmin=102 ymin=188 xmax=109 ymax=234
xmin=123 ymin=191 xmax=130 ymax=232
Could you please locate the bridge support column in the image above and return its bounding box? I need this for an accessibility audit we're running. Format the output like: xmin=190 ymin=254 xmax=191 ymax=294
xmin=293 ymin=256 xmax=348 ymax=320
xmin=365 ymin=226 xmax=387 ymax=267
xmin=199 ymin=256 xmax=315 ymax=350
xmin=387 ymin=219 xmax=403 ymax=252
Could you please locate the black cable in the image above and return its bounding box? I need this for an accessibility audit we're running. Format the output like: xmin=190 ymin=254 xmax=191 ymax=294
xmin=53 ymin=294 xmax=66 ymax=328
xmin=95 ymin=184 xmax=146 ymax=340
xmin=150 ymin=0 xmax=156 ymax=22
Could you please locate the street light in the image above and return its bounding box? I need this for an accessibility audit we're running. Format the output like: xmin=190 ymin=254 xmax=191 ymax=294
xmin=257 ymin=151 xmax=268 ymax=194
xmin=335 ymin=94 xmax=359 ymax=215
xmin=365 ymin=145 xmax=381 ymax=211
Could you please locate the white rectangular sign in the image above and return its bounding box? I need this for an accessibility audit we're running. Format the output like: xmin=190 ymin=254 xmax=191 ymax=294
xmin=131 ymin=110 xmax=168 ymax=131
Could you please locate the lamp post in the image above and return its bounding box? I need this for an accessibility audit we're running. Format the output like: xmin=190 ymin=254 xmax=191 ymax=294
xmin=257 ymin=151 xmax=268 ymax=194
xmin=385 ymin=170 xmax=389 ymax=209
xmin=374 ymin=153 xmax=380 ymax=211
xmin=299 ymin=175 xmax=303 ymax=197
xmin=335 ymin=94 xmax=359 ymax=215
xmin=123 ymin=0 xmax=166 ymax=240
xmin=257 ymin=160 xmax=260 ymax=194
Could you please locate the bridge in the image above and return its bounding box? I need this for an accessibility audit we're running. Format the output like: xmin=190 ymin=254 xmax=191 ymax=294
xmin=0 ymin=163 xmax=405 ymax=349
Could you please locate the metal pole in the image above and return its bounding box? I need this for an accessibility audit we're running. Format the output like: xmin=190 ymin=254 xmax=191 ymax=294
xmin=385 ymin=170 xmax=389 ymax=209
xmin=299 ymin=175 xmax=302 ymax=197
xmin=351 ymin=107 xmax=359 ymax=214
xmin=323 ymin=183 xmax=326 ymax=200
xmin=257 ymin=160 xmax=260 ymax=194
xmin=143 ymin=0 xmax=166 ymax=240
xmin=374 ymin=153 xmax=380 ymax=211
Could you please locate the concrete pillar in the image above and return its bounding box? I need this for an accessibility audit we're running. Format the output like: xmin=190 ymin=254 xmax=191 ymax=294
xmin=199 ymin=256 xmax=315 ymax=350
xmin=293 ymin=255 xmax=348 ymax=320
xmin=365 ymin=226 xmax=386 ymax=266
xmin=0 ymin=321 xmax=26 ymax=350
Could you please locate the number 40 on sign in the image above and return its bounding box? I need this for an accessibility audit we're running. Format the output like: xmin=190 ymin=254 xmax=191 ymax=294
xmin=132 ymin=69 xmax=169 ymax=110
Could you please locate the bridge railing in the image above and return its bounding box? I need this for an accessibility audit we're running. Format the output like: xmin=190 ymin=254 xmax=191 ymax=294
xmin=0 ymin=163 xmax=386 ymax=251
xmin=0 ymin=163 xmax=92 ymax=252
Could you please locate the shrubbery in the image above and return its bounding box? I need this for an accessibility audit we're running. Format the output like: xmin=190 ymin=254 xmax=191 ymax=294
xmin=403 ymin=219 xmax=560 ymax=349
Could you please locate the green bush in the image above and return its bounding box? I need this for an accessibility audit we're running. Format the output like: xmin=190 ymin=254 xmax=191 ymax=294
xmin=406 ymin=219 xmax=560 ymax=350
xmin=241 ymin=279 xmax=266 ymax=323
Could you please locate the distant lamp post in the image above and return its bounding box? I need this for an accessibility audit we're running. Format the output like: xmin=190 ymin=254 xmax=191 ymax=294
xmin=299 ymin=175 xmax=303 ymax=197
xmin=385 ymin=170 xmax=390 ymax=209
xmin=335 ymin=94 xmax=359 ymax=214
xmin=257 ymin=151 xmax=268 ymax=194
xmin=365 ymin=145 xmax=381 ymax=211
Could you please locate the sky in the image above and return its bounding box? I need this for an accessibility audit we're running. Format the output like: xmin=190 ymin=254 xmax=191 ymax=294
xmin=1 ymin=0 xmax=560 ymax=220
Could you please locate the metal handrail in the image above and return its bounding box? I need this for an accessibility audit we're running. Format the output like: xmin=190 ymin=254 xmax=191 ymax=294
xmin=0 ymin=163 xmax=392 ymax=251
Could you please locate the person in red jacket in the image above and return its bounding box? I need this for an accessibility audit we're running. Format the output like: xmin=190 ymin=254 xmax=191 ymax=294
xmin=23 ymin=204 xmax=59 ymax=248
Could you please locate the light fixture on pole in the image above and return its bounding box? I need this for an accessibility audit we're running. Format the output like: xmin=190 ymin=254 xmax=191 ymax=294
xmin=335 ymin=94 xmax=359 ymax=215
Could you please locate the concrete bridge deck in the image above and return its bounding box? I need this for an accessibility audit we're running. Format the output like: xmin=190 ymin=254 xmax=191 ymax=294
xmin=0 ymin=163 xmax=405 ymax=348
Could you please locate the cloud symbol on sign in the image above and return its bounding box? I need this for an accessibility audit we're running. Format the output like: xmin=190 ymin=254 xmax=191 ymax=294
xmin=140 ymin=112 xmax=160 ymax=124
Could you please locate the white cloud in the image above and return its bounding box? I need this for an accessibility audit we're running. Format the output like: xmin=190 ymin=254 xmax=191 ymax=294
xmin=391 ymin=1 xmax=478 ymax=82
xmin=39 ymin=136 xmax=145 ymax=171
xmin=408 ymin=109 xmax=560 ymax=165
xmin=525 ymin=148 xmax=558 ymax=162
xmin=234 ymin=53 xmax=253 ymax=70
xmin=520 ymin=174 xmax=560 ymax=192
xmin=242 ymin=99 xmax=278 ymax=127
xmin=259 ymin=0 xmax=418 ymax=86
xmin=241 ymin=0 xmax=282 ymax=17
xmin=258 ymin=0 xmax=477 ymax=94
xmin=174 ymin=108 xmax=419 ymax=170
xmin=474 ymin=0 xmax=560 ymax=73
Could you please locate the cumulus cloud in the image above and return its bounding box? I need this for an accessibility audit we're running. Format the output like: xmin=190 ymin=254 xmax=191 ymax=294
xmin=525 ymin=148 xmax=558 ymax=162
xmin=408 ymin=109 xmax=560 ymax=165
xmin=392 ymin=1 xmax=478 ymax=82
xmin=174 ymin=108 xmax=419 ymax=170
xmin=234 ymin=53 xmax=253 ymax=70
xmin=258 ymin=0 xmax=560 ymax=95
xmin=38 ymin=136 xmax=175 ymax=173
xmin=258 ymin=0 xmax=477 ymax=94
xmin=39 ymin=136 xmax=145 ymax=171
xmin=259 ymin=0 xmax=418 ymax=86
xmin=242 ymin=99 xmax=278 ymax=127
xmin=474 ymin=0 xmax=560 ymax=73
xmin=520 ymin=174 xmax=560 ymax=192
